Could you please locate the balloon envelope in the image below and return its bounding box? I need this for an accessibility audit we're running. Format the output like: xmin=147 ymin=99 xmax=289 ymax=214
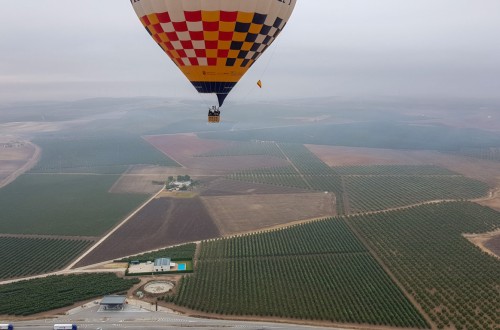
xmin=131 ymin=0 xmax=296 ymax=106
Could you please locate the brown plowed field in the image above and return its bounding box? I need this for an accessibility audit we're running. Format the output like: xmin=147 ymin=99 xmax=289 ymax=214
xmin=200 ymin=178 xmax=311 ymax=196
xmin=145 ymin=134 xmax=288 ymax=171
xmin=484 ymin=235 xmax=500 ymax=258
xmin=201 ymin=192 xmax=336 ymax=235
xmin=75 ymin=197 xmax=219 ymax=267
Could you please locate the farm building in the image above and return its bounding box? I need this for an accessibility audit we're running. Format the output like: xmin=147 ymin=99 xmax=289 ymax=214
xmin=154 ymin=258 xmax=174 ymax=272
xmin=100 ymin=295 xmax=126 ymax=310
xmin=169 ymin=180 xmax=192 ymax=189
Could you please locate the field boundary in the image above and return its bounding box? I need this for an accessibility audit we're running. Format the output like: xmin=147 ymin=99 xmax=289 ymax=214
xmin=341 ymin=216 xmax=435 ymax=329
xmin=66 ymin=187 xmax=165 ymax=270
xmin=0 ymin=141 xmax=41 ymax=189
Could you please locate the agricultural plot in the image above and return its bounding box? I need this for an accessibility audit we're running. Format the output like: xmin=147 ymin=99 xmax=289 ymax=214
xmin=145 ymin=134 xmax=288 ymax=171
xmin=226 ymin=144 xmax=490 ymax=215
xmin=306 ymin=145 xmax=427 ymax=167
xmin=228 ymin=172 xmax=310 ymax=190
xmin=0 ymin=174 xmax=148 ymax=236
xmin=31 ymin=134 xmax=179 ymax=174
xmin=195 ymin=141 xmax=284 ymax=158
xmin=334 ymin=165 xmax=458 ymax=176
xmin=201 ymin=192 xmax=335 ymax=235
xmin=308 ymin=144 xmax=500 ymax=188
xmin=0 ymin=139 xmax=38 ymax=188
xmin=344 ymin=176 xmax=489 ymax=213
xmin=119 ymin=243 xmax=196 ymax=262
xmin=278 ymin=143 xmax=336 ymax=175
xmin=448 ymin=147 xmax=500 ymax=162
xmin=484 ymin=235 xmax=500 ymax=257
xmin=0 ymin=273 xmax=138 ymax=316
xmin=76 ymin=197 xmax=219 ymax=267
xmin=350 ymin=202 xmax=500 ymax=330
xmin=168 ymin=218 xmax=427 ymax=328
xmin=200 ymin=178 xmax=311 ymax=196
xmin=0 ymin=237 xmax=93 ymax=280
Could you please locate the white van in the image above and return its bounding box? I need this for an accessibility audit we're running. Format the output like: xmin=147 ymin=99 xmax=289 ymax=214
xmin=0 ymin=324 xmax=13 ymax=330
xmin=53 ymin=324 xmax=77 ymax=330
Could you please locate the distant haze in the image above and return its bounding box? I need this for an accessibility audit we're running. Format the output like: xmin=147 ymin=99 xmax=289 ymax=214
xmin=1 ymin=0 xmax=500 ymax=104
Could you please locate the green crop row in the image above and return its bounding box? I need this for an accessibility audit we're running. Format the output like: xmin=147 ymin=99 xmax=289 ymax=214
xmin=0 ymin=273 xmax=139 ymax=316
xmin=0 ymin=237 xmax=92 ymax=280
xmin=350 ymin=202 xmax=500 ymax=330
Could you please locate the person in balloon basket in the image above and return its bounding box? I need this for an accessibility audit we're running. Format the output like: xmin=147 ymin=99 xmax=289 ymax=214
xmin=208 ymin=106 xmax=220 ymax=117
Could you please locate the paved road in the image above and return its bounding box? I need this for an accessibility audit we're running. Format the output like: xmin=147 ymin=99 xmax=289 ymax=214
xmin=8 ymin=304 xmax=342 ymax=330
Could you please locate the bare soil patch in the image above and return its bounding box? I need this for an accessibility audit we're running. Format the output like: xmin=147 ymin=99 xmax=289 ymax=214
xmin=75 ymin=197 xmax=219 ymax=267
xmin=201 ymin=192 xmax=336 ymax=235
xmin=464 ymin=229 xmax=500 ymax=259
xmin=307 ymin=145 xmax=500 ymax=187
xmin=0 ymin=138 xmax=39 ymax=188
xmin=484 ymin=235 xmax=500 ymax=258
xmin=145 ymin=134 xmax=288 ymax=172
xmin=200 ymin=178 xmax=312 ymax=196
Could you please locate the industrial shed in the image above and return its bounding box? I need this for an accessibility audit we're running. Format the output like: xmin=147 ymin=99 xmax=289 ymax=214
xmin=100 ymin=295 xmax=126 ymax=310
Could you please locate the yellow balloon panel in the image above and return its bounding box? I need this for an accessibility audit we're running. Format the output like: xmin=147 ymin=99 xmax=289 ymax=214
xmin=131 ymin=0 xmax=296 ymax=105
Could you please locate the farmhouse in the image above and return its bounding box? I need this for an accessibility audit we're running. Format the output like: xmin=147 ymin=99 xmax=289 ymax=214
xmin=169 ymin=180 xmax=192 ymax=189
xmin=154 ymin=257 xmax=174 ymax=272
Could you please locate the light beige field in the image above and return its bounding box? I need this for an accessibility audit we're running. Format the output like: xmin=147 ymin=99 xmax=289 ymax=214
xmin=0 ymin=138 xmax=40 ymax=188
xmin=201 ymin=192 xmax=336 ymax=235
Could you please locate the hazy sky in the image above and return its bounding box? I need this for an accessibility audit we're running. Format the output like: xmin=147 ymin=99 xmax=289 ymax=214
xmin=1 ymin=0 xmax=500 ymax=104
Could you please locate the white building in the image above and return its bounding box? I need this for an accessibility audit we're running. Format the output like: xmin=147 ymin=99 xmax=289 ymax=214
xmin=154 ymin=258 xmax=172 ymax=272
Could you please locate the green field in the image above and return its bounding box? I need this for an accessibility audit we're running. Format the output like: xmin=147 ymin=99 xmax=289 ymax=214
xmin=31 ymin=134 xmax=179 ymax=174
xmin=350 ymin=202 xmax=500 ymax=330
xmin=166 ymin=219 xmax=428 ymax=328
xmin=344 ymin=175 xmax=489 ymax=213
xmin=0 ymin=273 xmax=139 ymax=316
xmin=448 ymin=147 xmax=500 ymax=162
xmin=0 ymin=237 xmax=93 ymax=280
xmin=0 ymin=174 xmax=147 ymax=236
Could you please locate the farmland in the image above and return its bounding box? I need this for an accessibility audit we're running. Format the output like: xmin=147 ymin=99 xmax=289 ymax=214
xmin=145 ymin=134 xmax=289 ymax=171
xmin=201 ymin=192 xmax=335 ymax=235
xmin=0 ymin=174 xmax=147 ymax=236
xmin=0 ymin=273 xmax=138 ymax=316
xmin=350 ymin=202 xmax=500 ymax=330
xmin=308 ymin=144 xmax=500 ymax=188
xmin=227 ymin=144 xmax=490 ymax=215
xmin=484 ymin=235 xmax=500 ymax=257
xmin=31 ymin=135 xmax=179 ymax=174
xmin=168 ymin=218 xmax=428 ymax=328
xmin=0 ymin=138 xmax=39 ymax=188
xmin=195 ymin=141 xmax=284 ymax=158
xmin=76 ymin=197 xmax=219 ymax=267
xmin=344 ymin=175 xmax=489 ymax=213
xmin=119 ymin=243 xmax=196 ymax=262
xmin=0 ymin=237 xmax=93 ymax=280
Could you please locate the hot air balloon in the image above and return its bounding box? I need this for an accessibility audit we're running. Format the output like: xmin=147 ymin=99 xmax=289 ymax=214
xmin=131 ymin=0 xmax=296 ymax=121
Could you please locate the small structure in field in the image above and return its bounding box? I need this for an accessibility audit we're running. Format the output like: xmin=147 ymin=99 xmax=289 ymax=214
xmin=100 ymin=295 xmax=126 ymax=311
xmin=126 ymin=257 xmax=192 ymax=275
